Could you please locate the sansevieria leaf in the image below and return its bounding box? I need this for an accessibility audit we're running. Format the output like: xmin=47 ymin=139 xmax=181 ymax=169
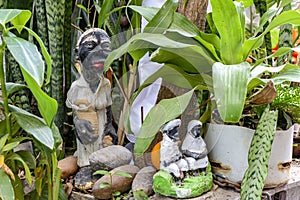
xmin=241 ymin=107 xmax=278 ymax=200
xmin=213 ymin=62 xmax=250 ymax=122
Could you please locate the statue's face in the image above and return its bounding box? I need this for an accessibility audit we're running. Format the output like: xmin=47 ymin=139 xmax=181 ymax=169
xmin=190 ymin=124 xmax=201 ymax=138
xmin=77 ymin=29 xmax=111 ymax=80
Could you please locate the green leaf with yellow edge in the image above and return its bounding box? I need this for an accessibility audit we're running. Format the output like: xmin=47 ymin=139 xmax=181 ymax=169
xmin=134 ymin=89 xmax=194 ymax=156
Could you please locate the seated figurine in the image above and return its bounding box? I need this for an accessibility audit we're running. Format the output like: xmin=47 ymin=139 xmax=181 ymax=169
xmin=66 ymin=28 xmax=118 ymax=190
xmin=153 ymin=119 xmax=212 ymax=198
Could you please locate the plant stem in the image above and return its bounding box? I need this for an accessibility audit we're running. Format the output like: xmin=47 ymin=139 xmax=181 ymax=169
xmin=0 ymin=43 xmax=11 ymax=135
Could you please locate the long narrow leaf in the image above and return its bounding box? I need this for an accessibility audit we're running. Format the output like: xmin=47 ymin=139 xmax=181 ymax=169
xmin=151 ymin=46 xmax=215 ymax=73
xmin=210 ymin=0 xmax=244 ymax=64
xmin=22 ymin=26 xmax=52 ymax=85
xmin=97 ymin=0 xmax=114 ymax=28
xmin=0 ymin=9 xmax=30 ymax=26
xmin=144 ymin=0 xmax=178 ymax=34
xmin=9 ymin=104 xmax=54 ymax=150
xmin=0 ymin=169 xmax=15 ymax=200
xmin=134 ymin=89 xmax=194 ymax=155
xmin=213 ymin=62 xmax=251 ymax=122
xmin=20 ymin=68 xmax=57 ymax=127
xmin=105 ymin=33 xmax=191 ymax=71
xmin=4 ymin=36 xmax=44 ymax=86
xmin=6 ymin=153 xmax=32 ymax=185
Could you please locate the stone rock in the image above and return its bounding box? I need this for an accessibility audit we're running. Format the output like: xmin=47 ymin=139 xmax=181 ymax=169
xmin=58 ymin=156 xmax=79 ymax=179
xmin=132 ymin=166 xmax=157 ymax=196
xmin=70 ymin=191 xmax=95 ymax=200
xmin=92 ymin=164 xmax=140 ymax=199
xmin=89 ymin=145 xmax=132 ymax=172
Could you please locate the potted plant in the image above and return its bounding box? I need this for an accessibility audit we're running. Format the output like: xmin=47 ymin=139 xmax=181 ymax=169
xmin=103 ymin=0 xmax=300 ymax=198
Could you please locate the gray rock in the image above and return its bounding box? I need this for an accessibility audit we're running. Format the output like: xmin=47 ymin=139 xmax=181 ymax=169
xmin=70 ymin=191 xmax=95 ymax=200
xmin=89 ymin=145 xmax=132 ymax=172
xmin=92 ymin=164 xmax=140 ymax=199
xmin=132 ymin=166 xmax=157 ymax=196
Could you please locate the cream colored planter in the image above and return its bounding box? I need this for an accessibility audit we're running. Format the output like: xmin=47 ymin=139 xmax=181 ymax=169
xmin=204 ymin=124 xmax=294 ymax=188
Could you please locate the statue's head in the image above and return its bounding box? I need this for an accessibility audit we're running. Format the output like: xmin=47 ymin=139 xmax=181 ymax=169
xmin=187 ymin=120 xmax=202 ymax=138
xmin=76 ymin=28 xmax=111 ymax=87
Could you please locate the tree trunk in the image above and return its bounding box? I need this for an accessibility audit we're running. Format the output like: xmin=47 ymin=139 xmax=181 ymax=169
xmin=177 ymin=0 xmax=208 ymax=31
xmin=177 ymin=0 xmax=208 ymax=141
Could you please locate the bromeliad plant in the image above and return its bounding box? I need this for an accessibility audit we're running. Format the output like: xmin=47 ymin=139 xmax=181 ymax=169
xmin=0 ymin=9 xmax=66 ymax=200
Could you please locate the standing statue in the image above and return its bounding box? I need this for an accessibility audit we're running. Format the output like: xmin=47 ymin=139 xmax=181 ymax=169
xmin=66 ymin=28 xmax=118 ymax=190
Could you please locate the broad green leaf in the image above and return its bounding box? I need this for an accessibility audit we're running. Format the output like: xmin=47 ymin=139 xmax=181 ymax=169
xmin=0 ymin=169 xmax=15 ymax=200
xmin=51 ymin=123 xmax=63 ymax=149
xmin=262 ymin=10 xmax=300 ymax=35
xmin=16 ymin=150 xmax=36 ymax=169
xmin=256 ymin=9 xmax=277 ymax=35
xmin=10 ymin=10 xmax=31 ymax=33
xmin=93 ymin=170 xmax=110 ymax=176
xmin=0 ymin=134 xmax=9 ymax=151
xmin=4 ymin=36 xmax=44 ymax=86
xmin=210 ymin=0 xmax=244 ymax=64
xmin=0 ymin=9 xmax=30 ymax=26
xmin=212 ymin=62 xmax=251 ymax=122
xmin=20 ymin=69 xmax=57 ymax=127
xmin=113 ymin=171 xmax=132 ymax=178
xmin=2 ymin=142 xmax=20 ymax=152
xmin=9 ymin=104 xmax=54 ymax=150
xmin=241 ymin=107 xmax=277 ymax=200
xmin=236 ymin=0 xmax=253 ymax=7
xmin=97 ymin=0 xmax=114 ymax=28
xmin=105 ymin=33 xmax=191 ymax=71
xmin=22 ymin=26 xmax=52 ymax=84
xmin=12 ymin=176 xmax=24 ymax=200
xmin=129 ymin=5 xmax=200 ymax=37
xmin=129 ymin=5 xmax=157 ymax=22
xmin=142 ymin=64 xmax=212 ymax=90
xmin=99 ymin=182 xmax=110 ymax=188
xmin=144 ymin=0 xmax=178 ymax=34
xmin=234 ymin=2 xmax=245 ymax=41
xmin=76 ymin=4 xmax=87 ymax=13
xmin=249 ymin=9 xmax=300 ymax=55
xmin=151 ymin=46 xmax=215 ymax=73
xmin=243 ymin=36 xmax=264 ymax=60
xmin=6 ymin=153 xmax=32 ymax=185
xmin=254 ymin=46 xmax=291 ymax=66
xmin=134 ymin=89 xmax=195 ymax=156
xmin=5 ymin=82 xmax=26 ymax=96
xmin=271 ymin=68 xmax=300 ymax=85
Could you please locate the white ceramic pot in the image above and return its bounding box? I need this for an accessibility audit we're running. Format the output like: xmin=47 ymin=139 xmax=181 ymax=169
xmin=204 ymin=123 xmax=294 ymax=188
